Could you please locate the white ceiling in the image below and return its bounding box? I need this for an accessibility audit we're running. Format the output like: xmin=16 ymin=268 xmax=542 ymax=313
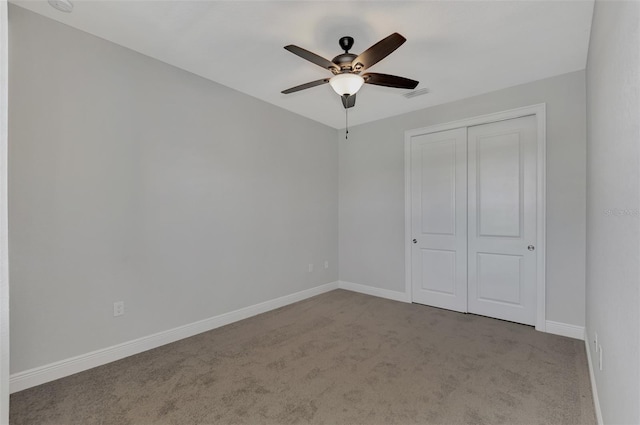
xmin=11 ymin=0 xmax=594 ymax=129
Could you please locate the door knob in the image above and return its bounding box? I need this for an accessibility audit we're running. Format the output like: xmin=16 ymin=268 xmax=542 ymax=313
xmin=413 ymin=239 xmax=417 ymax=244
xmin=528 ymin=245 xmax=535 ymax=251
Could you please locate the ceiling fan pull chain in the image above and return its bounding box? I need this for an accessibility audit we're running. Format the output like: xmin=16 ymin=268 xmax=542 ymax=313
xmin=345 ymin=107 xmax=349 ymax=140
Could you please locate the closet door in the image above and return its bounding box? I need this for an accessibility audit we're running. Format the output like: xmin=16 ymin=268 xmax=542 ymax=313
xmin=467 ymin=116 xmax=537 ymax=325
xmin=410 ymin=128 xmax=468 ymax=312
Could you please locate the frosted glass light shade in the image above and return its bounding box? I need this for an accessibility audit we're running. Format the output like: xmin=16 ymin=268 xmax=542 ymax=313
xmin=329 ymin=73 xmax=364 ymax=96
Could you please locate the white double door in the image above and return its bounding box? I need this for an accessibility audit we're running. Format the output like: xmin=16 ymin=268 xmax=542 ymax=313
xmin=410 ymin=115 xmax=538 ymax=326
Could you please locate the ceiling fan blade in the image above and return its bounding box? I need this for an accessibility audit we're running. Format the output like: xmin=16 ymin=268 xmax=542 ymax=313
xmin=341 ymin=94 xmax=356 ymax=109
xmin=351 ymin=33 xmax=406 ymax=71
xmin=284 ymin=45 xmax=339 ymax=72
xmin=363 ymin=73 xmax=419 ymax=89
xmin=281 ymin=78 xmax=330 ymax=94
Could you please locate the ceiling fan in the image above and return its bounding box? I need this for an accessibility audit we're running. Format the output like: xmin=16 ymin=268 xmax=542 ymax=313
xmin=281 ymin=33 xmax=419 ymax=109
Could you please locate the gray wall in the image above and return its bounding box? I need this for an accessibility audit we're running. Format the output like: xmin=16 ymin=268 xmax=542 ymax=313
xmin=585 ymin=1 xmax=640 ymax=423
xmin=8 ymin=5 xmax=338 ymax=373
xmin=340 ymin=70 xmax=587 ymax=327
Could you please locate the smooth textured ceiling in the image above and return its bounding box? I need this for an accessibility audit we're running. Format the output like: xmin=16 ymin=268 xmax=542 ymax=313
xmin=11 ymin=1 xmax=594 ymax=129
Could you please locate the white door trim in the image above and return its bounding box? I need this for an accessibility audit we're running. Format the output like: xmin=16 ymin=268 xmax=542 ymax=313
xmin=404 ymin=104 xmax=547 ymax=332
xmin=0 ymin=1 xmax=10 ymax=422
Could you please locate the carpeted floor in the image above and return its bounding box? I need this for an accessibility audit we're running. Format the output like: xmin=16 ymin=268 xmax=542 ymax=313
xmin=10 ymin=290 xmax=596 ymax=425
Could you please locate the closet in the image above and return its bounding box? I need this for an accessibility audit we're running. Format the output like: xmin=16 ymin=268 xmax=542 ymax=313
xmin=408 ymin=113 xmax=541 ymax=326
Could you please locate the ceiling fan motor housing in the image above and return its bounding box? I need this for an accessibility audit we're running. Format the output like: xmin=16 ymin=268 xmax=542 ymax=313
xmin=332 ymin=53 xmax=358 ymax=71
xmin=333 ymin=36 xmax=359 ymax=72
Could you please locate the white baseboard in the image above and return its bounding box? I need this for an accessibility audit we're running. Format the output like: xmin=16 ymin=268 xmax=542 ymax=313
xmin=545 ymin=320 xmax=585 ymax=340
xmin=338 ymin=281 xmax=410 ymax=303
xmin=10 ymin=283 xmax=591 ymax=396
xmin=10 ymin=281 xmax=339 ymax=393
xmin=584 ymin=331 xmax=604 ymax=425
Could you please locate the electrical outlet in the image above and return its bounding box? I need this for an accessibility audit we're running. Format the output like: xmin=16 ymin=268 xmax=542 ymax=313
xmin=595 ymin=332 xmax=598 ymax=352
xmin=113 ymin=301 xmax=125 ymax=317
xmin=599 ymin=345 xmax=603 ymax=371
xmin=308 ymin=264 xmax=313 ymax=273
xmin=324 ymin=260 xmax=329 ymax=269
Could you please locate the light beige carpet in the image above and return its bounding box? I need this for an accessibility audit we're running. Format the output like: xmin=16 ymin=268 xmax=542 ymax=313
xmin=10 ymin=290 xmax=596 ymax=425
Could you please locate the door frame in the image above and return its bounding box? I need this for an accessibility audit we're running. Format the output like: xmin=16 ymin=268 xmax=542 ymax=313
xmin=404 ymin=104 xmax=547 ymax=332
xmin=1 ymin=0 xmax=9 ymax=421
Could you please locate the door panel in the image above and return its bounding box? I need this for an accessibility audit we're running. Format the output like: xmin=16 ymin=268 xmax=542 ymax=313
xmin=420 ymin=249 xmax=457 ymax=295
xmin=411 ymin=128 xmax=467 ymax=312
xmin=419 ymin=142 xmax=456 ymax=235
xmin=467 ymin=116 xmax=537 ymax=325
xmin=476 ymin=253 xmax=522 ymax=305
xmin=477 ymin=133 xmax=522 ymax=238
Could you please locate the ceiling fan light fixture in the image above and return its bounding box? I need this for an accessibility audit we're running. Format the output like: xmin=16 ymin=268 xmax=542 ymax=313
xmin=329 ymin=73 xmax=364 ymax=96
